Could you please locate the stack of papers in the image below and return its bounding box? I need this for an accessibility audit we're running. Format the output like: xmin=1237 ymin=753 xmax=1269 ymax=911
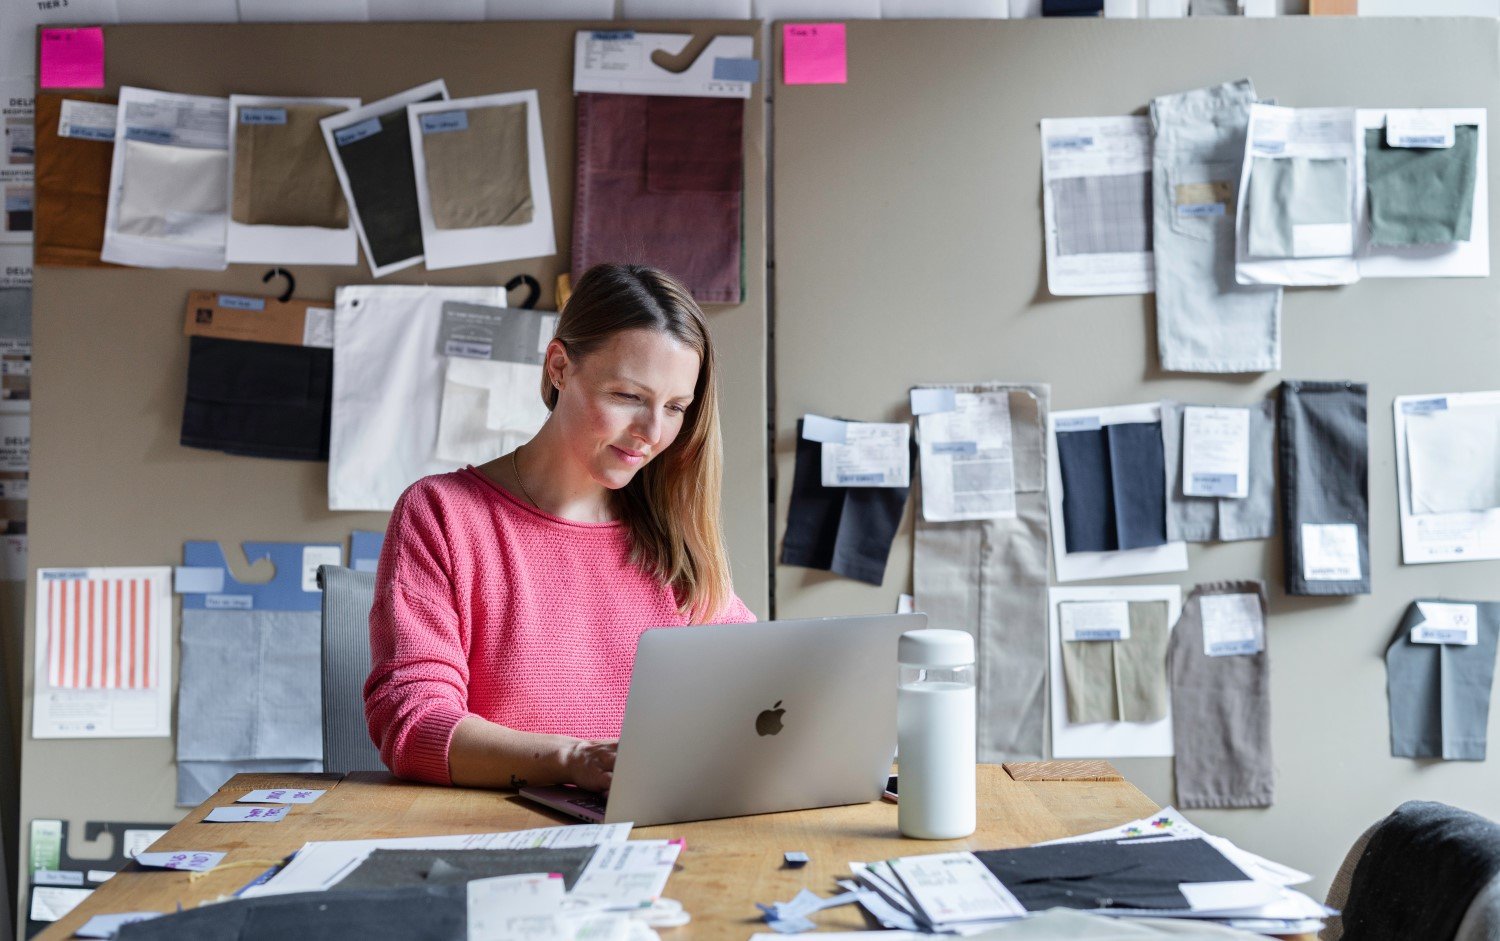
xmin=844 ymin=809 xmax=1331 ymax=936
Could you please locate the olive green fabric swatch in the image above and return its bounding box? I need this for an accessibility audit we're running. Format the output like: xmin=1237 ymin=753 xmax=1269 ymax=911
xmin=421 ymin=102 xmax=533 ymax=230
xmin=232 ymin=104 xmax=349 ymax=229
xmin=1365 ymin=125 xmax=1478 ymax=246
xmin=1062 ymin=600 xmax=1172 ymax=724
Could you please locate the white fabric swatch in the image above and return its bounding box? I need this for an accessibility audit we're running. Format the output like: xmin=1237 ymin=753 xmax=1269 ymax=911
xmin=1408 ymin=403 xmax=1500 ymax=515
xmin=434 ymin=358 xmax=548 ymax=465
xmin=117 ymin=140 xmax=227 ymax=244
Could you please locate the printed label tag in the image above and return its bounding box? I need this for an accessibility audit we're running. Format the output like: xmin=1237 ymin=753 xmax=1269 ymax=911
xmin=1200 ymin=592 xmax=1264 ymax=657
xmin=204 ymin=594 xmax=253 ymax=610
xmin=1387 ymin=112 xmax=1455 ymax=149
xmin=1401 ymin=397 xmax=1448 ymax=415
xmin=334 ymin=118 xmax=381 ymax=146
xmin=420 ymin=110 xmax=469 ymax=134
xmin=1301 ymin=523 xmax=1362 ymax=581
xmin=239 ymin=107 xmax=287 ymax=125
xmin=123 ymin=126 xmax=173 ymax=144
xmin=1060 ymin=600 xmax=1131 ymax=642
xmin=237 ymin=788 xmax=326 ymax=804
xmin=302 ymin=545 xmax=341 ymax=593
xmin=1055 ymin=415 xmax=1102 ymax=433
xmin=58 ymin=98 xmax=117 ymax=141
xmin=218 ymin=295 xmax=266 ymax=312
xmin=1411 ymin=601 xmax=1479 ymax=645
xmin=203 ymin=806 xmax=289 ymax=823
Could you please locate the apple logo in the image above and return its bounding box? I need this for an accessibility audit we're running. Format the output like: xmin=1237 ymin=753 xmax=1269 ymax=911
xmin=755 ymin=700 xmax=786 ymax=737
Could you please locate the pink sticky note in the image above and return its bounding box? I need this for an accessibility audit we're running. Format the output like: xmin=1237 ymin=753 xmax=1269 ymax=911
xmin=40 ymin=27 xmax=106 ymax=90
xmin=783 ymin=23 xmax=846 ymax=86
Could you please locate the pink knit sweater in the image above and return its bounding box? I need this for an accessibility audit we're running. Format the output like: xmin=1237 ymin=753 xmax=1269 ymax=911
xmin=364 ymin=466 xmax=755 ymax=785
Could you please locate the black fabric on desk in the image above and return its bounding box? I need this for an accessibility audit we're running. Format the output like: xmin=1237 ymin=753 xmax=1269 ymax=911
xmin=974 ymin=837 xmax=1249 ymax=911
xmin=117 ymin=884 xmax=468 ymax=940
xmin=332 ymin=845 xmax=598 ymax=892
xmin=335 ymin=95 xmax=441 ymax=270
xmin=181 ymin=336 xmax=332 ymax=461
xmin=1343 ymin=800 xmax=1500 ymax=941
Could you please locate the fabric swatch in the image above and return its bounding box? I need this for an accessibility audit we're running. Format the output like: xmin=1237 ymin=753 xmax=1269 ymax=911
xmin=334 ymin=94 xmax=441 ymax=270
xmin=1386 ymin=600 xmax=1500 ymax=760
xmin=914 ymin=384 xmax=1051 ymax=762
xmin=781 ymin=419 xmax=909 ymax=586
xmin=1057 ymin=422 xmax=1168 ymax=553
xmin=433 ymin=357 xmax=547 ymax=465
xmin=1366 ymin=125 xmax=1479 ymax=246
xmin=1406 ymin=403 xmax=1500 ymax=515
xmin=1162 ymin=398 xmax=1277 ymax=543
xmin=1246 ymin=156 xmax=1350 ymax=258
xmin=1050 ymin=172 xmax=1152 ymax=256
xmin=232 ymin=103 xmax=349 ymax=229
xmin=573 ymin=93 xmax=744 ymax=305
xmin=116 ymin=140 xmax=228 ymax=245
xmin=117 ymin=885 xmax=468 ymax=941
xmin=1151 ymin=79 xmax=1282 ymax=373
xmin=333 ymin=846 xmax=597 ymax=893
xmin=180 ymin=336 xmax=332 ymax=461
xmin=1278 ymin=380 xmax=1370 ymax=596
xmin=1057 ymin=427 xmax=1115 ymax=553
xmin=1062 ymin=599 xmax=1171 ymax=724
xmin=975 ymin=838 xmax=1249 ymax=912
xmin=1168 ymin=580 xmax=1273 ymax=809
xmin=421 ymin=102 xmax=533 ymax=230
xmin=33 ymin=92 xmax=115 ymax=267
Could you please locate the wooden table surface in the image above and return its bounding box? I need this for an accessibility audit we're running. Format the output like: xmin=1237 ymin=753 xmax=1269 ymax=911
xmin=36 ymin=766 xmax=1309 ymax=940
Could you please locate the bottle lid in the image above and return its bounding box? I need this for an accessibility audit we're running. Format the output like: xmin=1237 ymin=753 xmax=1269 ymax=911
xmin=898 ymin=628 xmax=974 ymax=668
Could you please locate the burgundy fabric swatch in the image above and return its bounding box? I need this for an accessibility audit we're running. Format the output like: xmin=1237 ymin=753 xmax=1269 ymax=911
xmin=572 ymin=93 xmax=744 ymax=305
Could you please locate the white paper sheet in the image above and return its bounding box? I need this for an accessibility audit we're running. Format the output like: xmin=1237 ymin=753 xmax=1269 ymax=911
xmin=116 ymin=0 xmax=237 ymax=21
xmin=1234 ymin=104 xmax=1360 ymax=287
xmin=1406 ymin=401 xmax=1500 ymax=514
xmin=236 ymin=0 xmax=370 ymax=20
xmin=31 ymin=567 xmax=173 ymax=739
xmin=469 ymin=873 xmax=568 ymax=941
xmin=245 ymin=822 xmax=631 ymax=897
xmin=887 ymin=852 xmax=1024 ymax=924
xmin=1 ymin=84 xmax=35 ymax=247
xmin=101 ymin=87 xmax=230 ymax=270
xmin=407 ymin=91 xmax=555 ymax=271
xmin=1394 ymin=391 xmax=1500 ymax=563
xmin=1040 ymin=116 xmax=1153 ymax=296
xmin=1059 ymin=600 xmax=1130 ymax=641
xmin=755 ymin=0 xmax=881 ymax=17
xmin=485 ymin=0 xmax=615 ymax=17
xmin=434 ymin=357 xmax=547 ymax=464
xmin=0 ymin=244 xmax=32 ymax=287
xmin=29 ymin=886 xmax=92 ymax=923
xmin=368 ymin=0 xmax=485 ymax=18
xmin=567 ymin=839 xmax=683 ymax=912
xmin=320 ymin=80 xmax=449 ymax=279
xmin=1355 ymin=108 xmax=1489 ymax=279
xmin=1047 ymin=402 xmax=1188 ymax=582
xmin=820 ymin=421 xmax=910 ymax=488
xmin=1048 ymin=585 xmax=1180 ymax=758
xmin=882 ymin=0 xmax=1008 ymax=15
xmin=917 ymin=390 xmax=1015 ymax=522
xmin=225 ymin=95 xmax=361 ymax=266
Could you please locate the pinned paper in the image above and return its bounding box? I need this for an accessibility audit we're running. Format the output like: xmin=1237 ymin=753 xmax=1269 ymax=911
xmin=783 ymin=23 xmax=847 ymax=85
xmin=1200 ymin=592 xmax=1264 ymax=657
xmin=800 ymin=413 xmax=848 ymax=444
xmin=1387 ymin=112 xmax=1456 ymax=149
xmin=40 ymin=28 xmax=105 ymax=89
xmin=134 ymin=851 xmax=225 ymax=872
xmin=1411 ymin=601 xmax=1479 ymax=645
xmin=203 ymin=805 xmax=289 ymax=823
xmin=237 ymin=788 xmax=326 ymax=804
xmin=910 ymin=387 xmax=956 ymax=416
xmin=1059 ymin=600 xmax=1131 ymax=641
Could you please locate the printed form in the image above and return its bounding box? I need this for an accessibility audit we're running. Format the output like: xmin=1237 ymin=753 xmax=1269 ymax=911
xmin=1040 ymin=116 xmax=1153 ymax=296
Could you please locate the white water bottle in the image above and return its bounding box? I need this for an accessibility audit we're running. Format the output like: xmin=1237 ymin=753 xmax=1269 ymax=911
xmin=897 ymin=629 xmax=976 ymax=840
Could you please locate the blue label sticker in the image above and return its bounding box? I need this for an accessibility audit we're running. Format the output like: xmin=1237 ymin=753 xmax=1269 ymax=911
xmin=932 ymin=441 xmax=978 ymax=455
xmin=712 ymin=57 xmax=761 ymax=83
xmin=1402 ymin=397 xmax=1449 ymax=414
xmin=68 ymin=124 xmax=114 ymax=141
xmin=1252 ymin=140 xmax=1286 ymax=155
xmin=239 ymin=107 xmax=287 ymax=125
xmin=837 ymin=473 xmax=887 ymax=485
xmin=218 ymin=295 xmax=266 ymax=312
xmin=42 ymin=570 xmax=90 ymax=580
xmin=1071 ymin=629 xmax=1124 ymax=641
xmin=1190 ymin=472 xmax=1239 ymax=496
xmin=1047 ymin=135 xmax=1094 ymax=150
xmin=334 ymin=118 xmax=381 ymax=146
xmin=123 ymin=126 xmax=173 ymax=144
xmin=1398 ymin=135 xmax=1446 ymax=147
xmin=1055 ymin=416 xmax=1102 ymax=432
xmin=591 ymin=30 xmax=636 ymax=40
xmin=205 ymin=594 xmax=254 ymax=610
xmin=1208 ymin=639 xmax=1261 ymax=657
xmin=4 ymin=194 xmax=31 ymax=212
xmin=420 ymin=111 xmax=469 ymax=134
xmin=1177 ymin=203 xmax=1225 ymax=217
xmin=1422 ymin=628 xmax=1468 ymax=643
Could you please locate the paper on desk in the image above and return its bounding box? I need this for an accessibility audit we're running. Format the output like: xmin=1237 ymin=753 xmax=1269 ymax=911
xmin=1040 ymin=115 xmax=1154 ymax=296
xmin=238 ymin=788 xmax=326 ymax=804
xmin=28 ymin=886 xmax=92 ymax=923
xmin=917 ymin=390 xmax=1016 ymax=522
xmin=887 ymin=852 xmax=1025 ymax=924
xmin=75 ymin=911 xmax=163 ymax=938
xmin=244 ymin=823 xmax=631 ymax=896
xmin=204 ymin=805 xmax=289 ymax=823
xmin=818 ymin=421 xmax=910 ymax=488
xmin=134 ymin=850 xmax=225 ymax=872
xmin=468 ymin=872 xmax=567 ymax=941
xmin=568 ymin=839 xmax=683 ymax=912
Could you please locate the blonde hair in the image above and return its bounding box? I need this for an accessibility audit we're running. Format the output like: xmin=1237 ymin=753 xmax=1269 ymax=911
xmin=542 ymin=264 xmax=732 ymax=623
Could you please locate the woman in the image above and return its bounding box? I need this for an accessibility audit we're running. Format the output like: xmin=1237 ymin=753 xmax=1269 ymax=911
xmin=364 ymin=264 xmax=755 ymax=793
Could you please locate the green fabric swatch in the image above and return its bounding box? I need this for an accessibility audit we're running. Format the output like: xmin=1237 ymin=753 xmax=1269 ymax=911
xmin=1366 ymin=125 xmax=1478 ymax=246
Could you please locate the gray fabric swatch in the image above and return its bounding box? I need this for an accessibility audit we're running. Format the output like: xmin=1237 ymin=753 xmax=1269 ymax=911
xmin=0 ymin=289 xmax=30 ymax=339
xmin=1246 ymin=156 xmax=1350 ymax=258
xmin=914 ymin=383 xmax=1050 ymax=762
xmin=176 ymin=759 xmax=324 ymax=807
xmin=1050 ymin=172 xmax=1152 ymax=256
xmin=334 ymin=846 xmax=597 ymax=892
xmin=1277 ymin=381 xmax=1370 ymax=596
xmin=1168 ymin=581 xmax=1273 ymax=809
xmin=1386 ymin=599 xmax=1500 ymax=761
xmin=1151 ymin=79 xmax=1282 ymax=373
xmin=319 ymin=565 xmax=385 ymax=774
xmin=1162 ymin=399 xmax=1276 ymax=543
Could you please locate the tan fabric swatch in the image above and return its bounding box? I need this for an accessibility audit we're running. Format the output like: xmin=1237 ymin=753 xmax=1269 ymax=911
xmin=1063 ymin=633 xmax=1116 ymax=724
xmin=232 ymin=104 xmax=349 ymax=229
xmin=1062 ymin=600 xmax=1171 ymax=724
xmin=421 ymin=103 xmax=532 ymax=230
xmin=34 ymin=93 xmax=116 ymax=267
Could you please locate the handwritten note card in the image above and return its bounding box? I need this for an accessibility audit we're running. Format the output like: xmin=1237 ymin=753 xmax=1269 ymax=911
xmin=203 ymin=806 xmax=289 ymax=823
xmin=40 ymin=28 xmax=105 ymax=89
xmin=237 ymin=789 xmax=326 ymax=804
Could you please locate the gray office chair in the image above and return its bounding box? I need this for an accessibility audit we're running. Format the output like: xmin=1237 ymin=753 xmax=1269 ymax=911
xmin=317 ymin=564 xmax=387 ymax=774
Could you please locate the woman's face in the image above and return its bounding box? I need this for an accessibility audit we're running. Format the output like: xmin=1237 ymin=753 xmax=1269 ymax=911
xmin=547 ymin=327 xmax=702 ymax=490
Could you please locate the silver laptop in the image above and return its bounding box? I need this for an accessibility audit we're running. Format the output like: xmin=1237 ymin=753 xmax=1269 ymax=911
xmin=520 ymin=613 xmax=925 ymax=827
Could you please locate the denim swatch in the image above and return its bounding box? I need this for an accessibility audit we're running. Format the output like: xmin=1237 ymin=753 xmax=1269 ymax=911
xmin=1386 ymin=600 xmax=1500 ymax=760
xmin=1278 ymin=381 xmax=1370 ymax=595
xmin=1057 ymin=422 xmax=1167 ymax=553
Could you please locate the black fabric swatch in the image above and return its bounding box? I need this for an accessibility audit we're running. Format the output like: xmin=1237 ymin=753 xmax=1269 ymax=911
xmin=118 ymin=885 xmax=468 ymax=941
xmin=975 ymin=837 xmax=1249 ymax=912
xmin=333 ymin=846 xmax=597 ymax=893
xmin=181 ymin=336 xmax=332 ymax=461
xmin=335 ymin=94 xmax=441 ymax=270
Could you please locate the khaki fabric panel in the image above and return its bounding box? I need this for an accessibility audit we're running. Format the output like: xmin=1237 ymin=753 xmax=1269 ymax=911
xmin=421 ymin=103 xmax=533 ymax=231
xmin=33 ymin=93 xmax=116 ymax=268
xmin=231 ymin=103 xmax=349 ymax=229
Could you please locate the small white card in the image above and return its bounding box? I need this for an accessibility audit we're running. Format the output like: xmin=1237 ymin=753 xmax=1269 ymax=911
xmin=58 ymin=99 xmax=119 ymax=141
xmin=467 ymin=872 xmax=567 ymax=941
xmin=822 ymin=423 xmax=910 ymax=488
xmin=301 ymin=546 xmax=341 ymax=593
xmin=1387 ymin=112 xmax=1456 ymax=149
xmin=1060 ymin=601 xmax=1131 ymax=642
xmin=1301 ymin=523 xmax=1362 ymax=581
xmin=204 ymin=805 xmax=289 ymax=823
xmin=76 ymin=912 xmax=163 ymax=939
xmin=134 ymin=851 xmax=226 ymax=872
xmin=1200 ymin=593 xmax=1264 ymax=657
xmin=237 ymin=788 xmax=326 ymax=805
xmin=1182 ymin=406 xmax=1250 ymax=499
xmin=1411 ymin=601 xmax=1479 ymax=645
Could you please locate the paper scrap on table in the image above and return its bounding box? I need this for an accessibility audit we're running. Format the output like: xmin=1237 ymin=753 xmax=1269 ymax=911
xmin=887 ymin=852 xmax=1025 ymax=923
xmin=134 ymin=850 xmax=226 ymax=872
xmin=759 ymin=888 xmax=860 ymax=932
xmin=1182 ymin=406 xmax=1250 ymax=499
xmin=783 ymin=23 xmax=847 ymax=85
xmin=1411 ymin=601 xmax=1479 ymax=645
xmin=204 ymin=805 xmax=289 ymax=823
xmin=1200 ymin=592 xmax=1264 ymax=657
xmin=1300 ymin=523 xmax=1361 ymax=581
xmin=468 ymin=872 xmax=567 ymax=941
xmin=918 ymin=390 xmax=1015 ymax=522
xmin=238 ymin=788 xmax=327 ymax=804
xmin=817 ymin=421 xmax=910 ymax=488
xmin=1060 ymin=600 xmax=1130 ymax=641
xmin=75 ymin=912 xmax=163 ymax=938
xmin=40 ymin=28 xmax=105 ymax=88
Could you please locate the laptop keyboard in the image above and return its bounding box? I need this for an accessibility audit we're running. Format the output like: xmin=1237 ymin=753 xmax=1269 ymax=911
xmin=567 ymin=791 xmax=608 ymax=814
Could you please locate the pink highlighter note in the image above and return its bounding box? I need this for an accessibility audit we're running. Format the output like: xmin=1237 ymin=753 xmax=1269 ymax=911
xmin=783 ymin=23 xmax=847 ymax=86
xmin=40 ymin=27 xmax=106 ymax=89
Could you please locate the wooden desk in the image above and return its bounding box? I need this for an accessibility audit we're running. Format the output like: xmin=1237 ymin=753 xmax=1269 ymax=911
xmin=36 ymin=767 xmax=1300 ymax=940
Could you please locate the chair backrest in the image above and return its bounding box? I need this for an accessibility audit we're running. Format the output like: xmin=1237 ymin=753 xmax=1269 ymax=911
xmin=318 ymin=564 xmax=386 ymax=774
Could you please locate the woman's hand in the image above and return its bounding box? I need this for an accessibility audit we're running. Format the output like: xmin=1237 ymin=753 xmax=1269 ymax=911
xmin=562 ymin=738 xmax=618 ymax=792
